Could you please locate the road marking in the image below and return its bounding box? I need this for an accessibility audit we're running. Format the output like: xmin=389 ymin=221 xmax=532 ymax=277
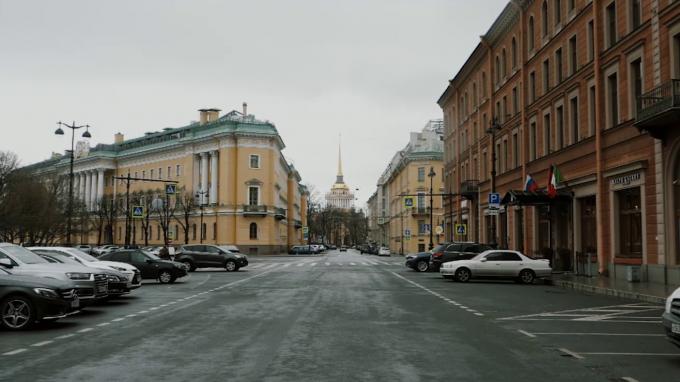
xmin=530 ymin=332 xmax=665 ymax=337
xmin=350 ymin=262 xmax=356 ymax=266
xmin=97 ymin=322 xmax=111 ymax=327
xmin=31 ymin=341 xmax=53 ymax=347
xmin=309 ymin=263 xmax=317 ymax=267
xmin=621 ymin=378 xmax=640 ymax=382
xmin=2 ymin=349 xmax=27 ymax=356
xmin=112 ymin=318 xmax=125 ymax=322
xmin=460 ymin=306 xmax=468 ymax=309
xmin=77 ymin=328 xmax=94 ymax=333
xmin=579 ymin=352 xmax=680 ymax=357
xmin=297 ymin=263 xmax=305 ymax=267
xmin=54 ymin=334 xmax=75 ymax=340
xmin=325 ymin=262 xmax=330 ymax=266
xmin=138 ymin=310 xmax=149 ymax=314
xmin=558 ymin=348 xmax=584 ymax=359
xmin=150 ymin=307 xmax=159 ymax=310
xmin=518 ymin=330 xmax=536 ymax=338
xmin=390 ymin=272 xmax=483 ymax=317
xmin=498 ymin=303 xmax=663 ymax=322
xmin=474 ymin=313 xmax=484 ymax=316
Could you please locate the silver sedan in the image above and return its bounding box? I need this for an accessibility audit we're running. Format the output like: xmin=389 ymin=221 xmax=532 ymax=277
xmin=440 ymin=250 xmax=551 ymax=284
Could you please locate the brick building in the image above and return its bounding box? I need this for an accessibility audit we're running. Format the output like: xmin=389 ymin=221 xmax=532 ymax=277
xmin=438 ymin=0 xmax=680 ymax=284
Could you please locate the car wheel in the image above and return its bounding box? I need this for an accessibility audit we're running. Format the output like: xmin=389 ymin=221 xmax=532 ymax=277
xmin=416 ymin=260 xmax=429 ymax=272
xmin=519 ymin=269 xmax=535 ymax=284
xmin=181 ymin=260 xmax=196 ymax=272
xmin=158 ymin=270 xmax=173 ymax=284
xmin=225 ymin=260 xmax=237 ymax=272
xmin=455 ymin=268 xmax=471 ymax=283
xmin=1 ymin=295 xmax=35 ymax=330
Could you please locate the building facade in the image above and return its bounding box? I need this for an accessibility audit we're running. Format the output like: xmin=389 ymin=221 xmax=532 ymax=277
xmin=438 ymin=0 xmax=680 ymax=284
xmin=26 ymin=105 xmax=308 ymax=255
xmin=325 ymin=143 xmax=355 ymax=209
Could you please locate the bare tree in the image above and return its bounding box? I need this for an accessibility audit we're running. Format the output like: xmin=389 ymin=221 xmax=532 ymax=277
xmin=152 ymin=191 xmax=177 ymax=246
xmin=174 ymin=190 xmax=196 ymax=244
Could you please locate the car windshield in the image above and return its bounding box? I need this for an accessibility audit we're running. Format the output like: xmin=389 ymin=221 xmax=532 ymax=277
xmin=68 ymin=249 xmax=99 ymax=262
xmin=47 ymin=253 xmax=82 ymax=264
xmin=218 ymin=247 xmax=233 ymax=253
xmin=141 ymin=250 xmax=160 ymax=260
xmin=2 ymin=246 xmax=48 ymax=264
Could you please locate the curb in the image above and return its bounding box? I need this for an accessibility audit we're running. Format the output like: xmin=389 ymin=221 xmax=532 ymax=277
xmin=551 ymin=279 xmax=666 ymax=304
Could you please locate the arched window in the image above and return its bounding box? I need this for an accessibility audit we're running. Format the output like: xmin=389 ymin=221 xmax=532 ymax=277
xmin=201 ymin=223 xmax=206 ymax=240
xmin=528 ymin=17 xmax=535 ymax=51
xmin=542 ymin=1 xmax=549 ymax=37
xmin=472 ymin=82 xmax=477 ymax=106
xmin=511 ymin=37 xmax=517 ymax=69
xmin=495 ymin=56 xmax=501 ymax=84
xmin=502 ymin=48 xmax=507 ymax=77
xmin=482 ymin=72 xmax=487 ymax=97
xmin=249 ymin=222 xmax=258 ymax=240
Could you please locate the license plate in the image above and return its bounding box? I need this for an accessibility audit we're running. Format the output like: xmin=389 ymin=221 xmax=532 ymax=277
xmin=672 ymin=323 xmax=680 ymax=334
xmin=71 ymin=297 xmax=79 ymax=309
xmin=97 ymin=286 xmax=107 ymax=293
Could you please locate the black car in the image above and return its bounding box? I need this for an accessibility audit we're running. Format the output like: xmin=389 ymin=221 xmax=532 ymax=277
xmin=99 ymin=250 xmax=188 ymax=284
xmin=429 ymin=242 xmax=492 ymax=271
xmin=289 ymin=245 xmax=314 ymax=255
xmin=405 ymin=252 xmax=433 ymax=272
xmin=0 ymin=267 xmax=79 ymax=330
xmin=174 ymin=245 xmax=248 ymax=272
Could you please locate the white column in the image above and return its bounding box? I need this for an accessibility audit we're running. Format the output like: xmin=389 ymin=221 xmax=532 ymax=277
xmin=79 ymin=173 xmax=86 ymax=203
xmin=84 ymin=171 xmax=92 ymax=210
xmin=97 ymin=169 xmax=105 ymax=205
xmin=200 ymin=152 xmax=208 ymax=204
xmin=209 ymin=150 xmax=218 ymax=205
xmin=73 ymin=173 xmax=80 ymax=201
xmin=89 ymin=170 xmax=97 ymax=210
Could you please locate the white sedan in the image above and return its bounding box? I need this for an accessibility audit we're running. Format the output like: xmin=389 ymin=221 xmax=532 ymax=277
xmin=440 ymin=250 xmax=551 ymax=284
xmin=29 ymin=247 xmax=142 ymax=289
xmin=378 ymin=247 xmax=391 ymax=256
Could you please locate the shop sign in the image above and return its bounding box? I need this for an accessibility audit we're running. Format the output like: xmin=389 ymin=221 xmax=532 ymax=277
xmin=610 ymin=172 xmax=641 ymax=186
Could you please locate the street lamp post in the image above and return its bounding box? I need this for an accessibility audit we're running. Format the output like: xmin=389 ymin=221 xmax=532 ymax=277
xmin=54 ymin=121 xmax=91 ymax=246
xmin=486 ymin=117 xmax=502 ymax=248
xmin=195 ymin=189 xmax=208 ymax=243
xmin=428 ymin=166 xmax=436 ymax=250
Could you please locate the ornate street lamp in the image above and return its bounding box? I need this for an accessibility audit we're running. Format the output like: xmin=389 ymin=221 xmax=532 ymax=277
xmin=486 ymin=117 xmax=502 ymax=248
xmin=428 ymin=166 xmax=436 ymax=250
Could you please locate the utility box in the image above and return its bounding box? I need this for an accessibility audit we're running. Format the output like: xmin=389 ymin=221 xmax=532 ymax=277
xmin=626 ymin=265 xmax=641 ymax=282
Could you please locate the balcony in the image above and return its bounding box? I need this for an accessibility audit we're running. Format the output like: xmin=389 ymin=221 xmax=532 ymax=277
xmin=294 ymin=219 xmax=303 ymax=229
xmin=243 ymin=204 xmax=267 ymax=216
xmin=635 ymin=79 xmax=680 ymax=139
xmin=460 ymin=180 xmax=479 ymax=199
xmin=275 ymin=207 xmax=286 ymax=220
xmin=411 ymin=207 xmax=430 ymax=217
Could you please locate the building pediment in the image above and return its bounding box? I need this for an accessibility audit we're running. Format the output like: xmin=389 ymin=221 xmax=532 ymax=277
xmin=245 ymin=178 xmax=263 ymax=186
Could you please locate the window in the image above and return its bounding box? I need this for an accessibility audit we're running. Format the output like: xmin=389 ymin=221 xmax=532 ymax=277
xmin=630 ymin=57 xmax=643 ymax=118
xmin=555 ymin=0 xmax=562 ymax=26
xmin=512 ymin=133 xmax=519 ymax=168
xmin=417 ymin=193 xmax=425 ymax=211
xmin=588 ymin=84 xmax=596 ymax=137
xmin=618 ymin=187 xmax=642 ymax=258
xmin=543 ymin=59 xmax=550 ymax=93
xmin=568 ymin=0 xmax=575 ymax=13
xmin=543 ymin=113 xmax=551 ymax=156
xmin=142 ymin=171 xmax=145 ymax=179
xmin=167 ymin=166 xmax=171 ymax=178
xmin=541 ymin=1 xmax=549 ymax=37
xmin=606 ymin=2 xmax=617 ymax=48
xmin=418 ymin=219 xmax=426 ymax=234
xmin=418 ymin=167 xmax=425 ymax=182
xmin=502 ymin=48 xmax=507 ymax=77
xmin=158 ymin=168 xmax=162 ymax=179
xmin=511 ymin=38 xmax=517 ymax=69
xmin=482 ymin=151 xmax=488 ymax=180
xmin=570 ymin=96 xmax=579 ymax=143
xmin=569 ymin=35 xmax=577 ymax=75
xmin=157 ymin=224 xmax=161 ymax=240
xmin=192 ymin=224 xmax=196 ymax=240
xmin=530 ymin=121 xmax=537 ymax=161
xmin=630 ymin=0 xmax=641 ymax=31
xmin=555 ymin=48 xmax=563 ymax=83
xmin=248 ymin=186 xmax=259 ymax=206
xmin=495 ymin=56 xmax=501 ymax=84
xmin=176 ymin=164 xmax=181 ymax=177
xmin=556 ymin=105 xmax=564 ymax=150
xmin=674 ymin=31 xmax=680 ymax=78
xmin=528 ymin=17 xmax=535 ymax=51
xmin=473 ymin=82 xmax=477 ymax=106
xmin=150 ymin=169 xmax=154 ymax=179
xmin=249 ymin=223 xmax=258 ymax=240
xmin=587 ymin=20 xmax=594 ymax=61
xmin=502 ymin=139 xmax=508 ymax=173
xmin=250 ymin=154 xmax=260 ymax=169
xmin=501 ymin=252 xmax=522 ymax=261
xmin=201 ymin=223 xmax=206 ymax=240
xmin=213 ymin=222 xmax=217 ymax=240
xmin=512 ymin=87 xmax=518 ymax=115
xmin=607 ymin=72 xmax=619 ymax=128
xmin=502 ymin=96 xmax=507 ymax=121
xmin=529 ymin=72 xmax=536 ymax=103
xmin=482 ymin=72 xmax=487 ymax=97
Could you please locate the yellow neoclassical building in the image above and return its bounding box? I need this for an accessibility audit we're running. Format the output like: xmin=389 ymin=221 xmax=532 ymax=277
xmin=27 ymin=105 xmax=308 ymax=255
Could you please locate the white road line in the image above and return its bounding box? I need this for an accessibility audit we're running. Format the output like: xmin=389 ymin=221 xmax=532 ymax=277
xmin=138 ymin=310 xmax=149 ymax=314
xmin=31 ymin=341 xmax=53 ymax=347
xmin=77 ymin=328 xmax=94 ymax=333
xmin=579 ymin=352 xmax=680 ymax=357
xmin=149 ymin=307 xmax=159 ymax=311
xmin=97 ymin=322 xmax=110 ymax=327
xmin=517 ymin=330 xmax=536 ymax=338
xmin=281 ymin=263 xmax=291 ymax=268
xmin=502 ymin=318 xmax=661 ymax=323
xmin=459 ymin=306 xmax=468 ymax=309
xmin=390 ymin=272 xmax=483 ymax=317
xmin=531 ymin=332 xmax=665 ymax=337
xmin=474 ymin=313 xmax=484 ymax=316
xmin=558 ymin=348 xmax=584 ymax=359
xmin=325 ymin=262 xmax=331 ymax=266
xmin=621 ymin=378 xmax=640 ymax=382
xmin=309 ymin=263 xmax=317 ymax=267
xmin=350 ymin=262 xmax=356 ymax=266
xmin=2 ymin=349 xmax=27 ymax=356
xmin=112 ymin=318 xmax=125 ymax=322
xmin=297 ymin=263 xmax=305 ymax=267
xmin=54 ymin=334 xmax=75 ymax=340
xmin=361 ymin=263 xmax=369 ymax=266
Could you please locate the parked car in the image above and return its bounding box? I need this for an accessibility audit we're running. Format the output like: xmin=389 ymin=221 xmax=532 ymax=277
xmin=378 ymin=247 xmax=391 ymax=256
xmin=221 ymin=245 xmax=240 ymax=253
xmin=93 ymin=245 xmax=119 ymax=256
xmin=174 ymin=244 xmax=248 ymax=272
xmin=440 ymin=250 xmax=552 ymax=284
xmin=663 ymin=286 xmax=680 ymax=348
xmin=28 ymin=246 xmax=141 ymax=291
xmin=72 ymin=244 xmax=96 ymax=256
xmin=0 ymin=267 xmax=80 ymax=330
xmin=289 ymin=245 xmax=314 ymax=255
xmin=32 ymin=251 xmax=131 ymax=297
xmin=429 ymin=242 xmax=493 ymax=272
xmin=339 ymin=246 xmax=347 ymax=252
xmin=0 ymin=243 xmax=109 ymax=303
xmin=405 ymin=252 xmax=432 ymax=272
xmin=99 ymin=249 xmax=188 ymax=283
xmin=327 ymin=245 xmax=337 ymax=250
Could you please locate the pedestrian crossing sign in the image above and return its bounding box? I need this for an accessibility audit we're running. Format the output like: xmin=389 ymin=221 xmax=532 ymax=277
xmin=132 ymin=206 xmax=145 ymax=219
xmin=455 ymin=224 xmax=467 ymax=236
xmin=403 ymin=197 xmax=414 ymax=209
xmin=165 ymin=184 xmax=176 ymax=195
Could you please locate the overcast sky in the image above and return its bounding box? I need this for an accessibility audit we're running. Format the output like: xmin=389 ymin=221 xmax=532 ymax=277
xmin=0 ymin=0 xmax=507 ymax=206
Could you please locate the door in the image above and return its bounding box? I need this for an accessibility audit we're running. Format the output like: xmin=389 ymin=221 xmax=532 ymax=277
xmin=130 ymin=251 xmax=155 ymax=279
xmin=443 ymin=244 xmax=463 ymax=263
xmin=497 ymin=252 xmax=523 ymax=277
xmin=185 ymin=245 xmax=207 ymax=266
xmin=203 ymin=245 xmax=225 ymax=266
xmin=475 ymin=252 xmax=504 ymax=276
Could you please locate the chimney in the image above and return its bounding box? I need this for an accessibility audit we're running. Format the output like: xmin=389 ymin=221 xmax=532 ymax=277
xmin=198 ymin=108 xmax=221 ymax=125
xmin=114 ymin=132 xmax=124 ymax=144
xmin=242 ymin=102 xmax=248 ymax=117
xmin=198 ymin=109 xmax=209 ymax=125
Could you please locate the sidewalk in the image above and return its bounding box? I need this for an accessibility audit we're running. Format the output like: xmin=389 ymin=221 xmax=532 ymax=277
xmin=551 ymin=274 xmax=679 ymax=304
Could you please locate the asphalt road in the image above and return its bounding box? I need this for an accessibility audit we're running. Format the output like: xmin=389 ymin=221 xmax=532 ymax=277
xmin=0 ymin=250 xmax=678 ymax=381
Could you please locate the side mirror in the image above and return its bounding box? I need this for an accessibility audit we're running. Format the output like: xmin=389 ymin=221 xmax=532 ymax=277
xmin=480 ymin=258 xmax=487 ymax=262
xmin=146 ymin=259 xmax=154 ymax=264
xmin=0 ymin=258 xmax=13 ymax=268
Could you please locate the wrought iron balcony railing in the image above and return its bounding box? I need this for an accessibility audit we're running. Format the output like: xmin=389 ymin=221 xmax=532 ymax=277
xmin=635 ymin=79 xmax=680 ymax=139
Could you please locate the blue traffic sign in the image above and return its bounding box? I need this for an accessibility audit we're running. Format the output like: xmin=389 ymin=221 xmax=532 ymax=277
xmin=165 ymin=184 xmax=176 ymax=195
xmin=488 ymin=192 xmax=501 ymax=208
xmin=404 ymin=229 xmax=411 ymax=236
xmin=132 ymin=206 xmax=145 ymax=219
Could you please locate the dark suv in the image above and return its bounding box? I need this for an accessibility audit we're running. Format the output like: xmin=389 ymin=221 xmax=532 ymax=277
xmin=174 ymin=245 xmax=248 ymax=272
xmin=429 ymin=242 xmax=493 ymax=271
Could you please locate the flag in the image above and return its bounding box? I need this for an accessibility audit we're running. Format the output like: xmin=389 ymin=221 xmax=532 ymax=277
xmin=547 ymin=165 xmax=562 ymax=198
xmin=524 ymin=174 xmax=538 ymax=192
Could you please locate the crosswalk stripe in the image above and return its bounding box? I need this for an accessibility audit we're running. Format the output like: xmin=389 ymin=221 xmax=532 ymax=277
xmin=325 ymin=262 xmax=330 ymax=266
xmin=349 ymin=262 xmax=356 ymax=266
xmin=309 ymin=263 xmax=317 ymax=267
xmin=297 ymin=263 xmax=305 ymax=267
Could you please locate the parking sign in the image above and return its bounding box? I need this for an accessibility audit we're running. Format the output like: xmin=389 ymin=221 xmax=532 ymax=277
xmin=488 ymin=192 xmax=501 ymax=209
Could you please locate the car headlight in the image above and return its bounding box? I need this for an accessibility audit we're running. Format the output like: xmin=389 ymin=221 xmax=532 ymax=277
xmin=66 ymin=272 xmax=92 ymax=280
xmin=666 ymin=296 xmax=673 ymax=314
xmin=33 ymin=288 xmax=59 ymax=298
xmin=111 ymin=266 xmax=127 ymax=272
xmin=107 ymin=275 xmax=121 ymax=282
